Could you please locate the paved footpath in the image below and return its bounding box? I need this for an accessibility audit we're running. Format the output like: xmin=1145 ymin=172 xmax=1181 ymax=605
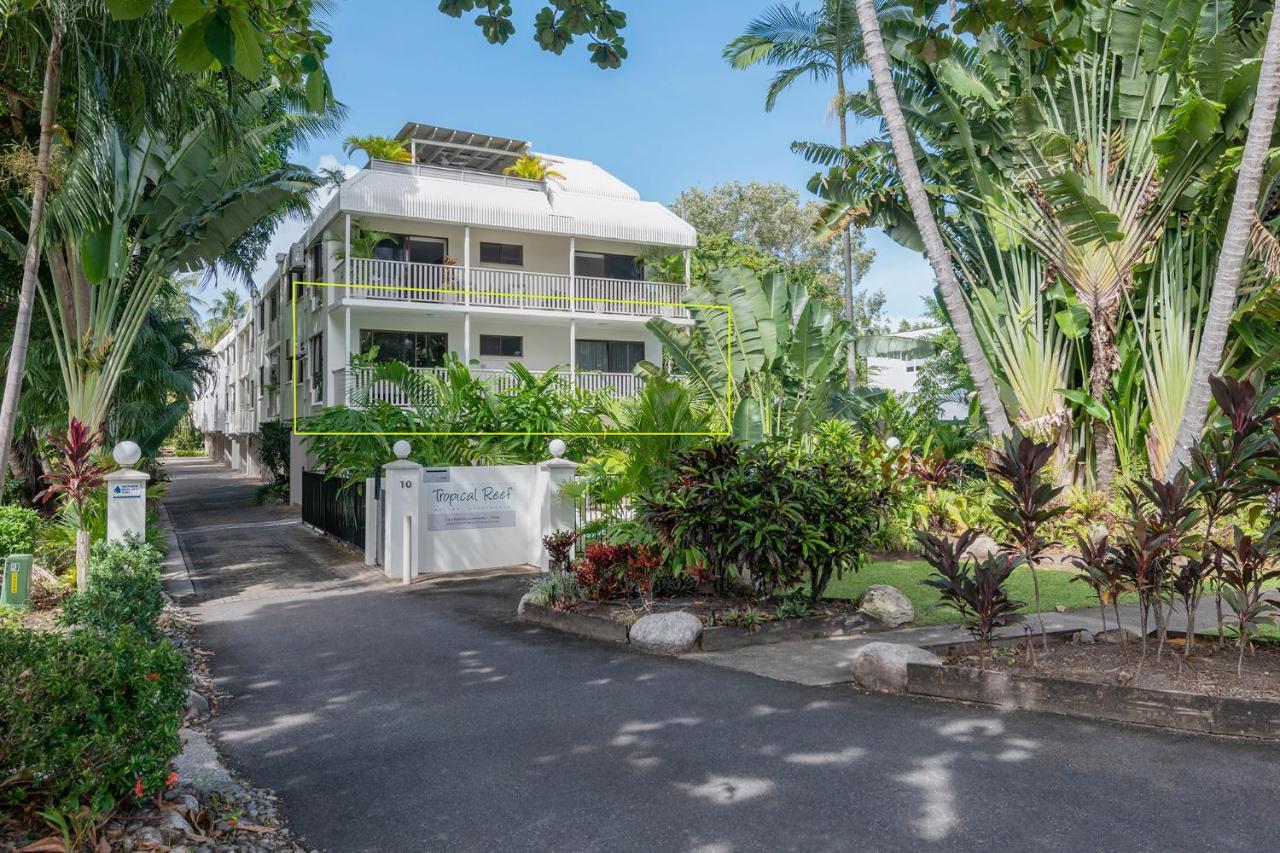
xmin=165 ymin=459 xmax=1280 ymax=853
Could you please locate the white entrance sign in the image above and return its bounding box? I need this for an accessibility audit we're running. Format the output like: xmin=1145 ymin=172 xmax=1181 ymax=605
xmin=105 ymin=441 xmax=150 ymax=543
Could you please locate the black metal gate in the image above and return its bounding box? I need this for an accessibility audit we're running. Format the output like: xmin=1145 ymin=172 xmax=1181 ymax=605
xmin=301 ymin=470 xmax=366 ymax=549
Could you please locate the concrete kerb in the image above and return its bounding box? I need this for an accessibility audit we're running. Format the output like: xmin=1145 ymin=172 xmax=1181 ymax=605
xmin=158 ymin=502 xmax=197 ymax=601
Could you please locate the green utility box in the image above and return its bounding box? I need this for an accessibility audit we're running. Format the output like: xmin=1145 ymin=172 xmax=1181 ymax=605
xmin=1 ymin=554 xmax=33 ymax=609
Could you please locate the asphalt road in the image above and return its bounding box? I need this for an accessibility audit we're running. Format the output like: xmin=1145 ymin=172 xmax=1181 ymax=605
xmin=166 ymin=459 xmax=1280 ymax=853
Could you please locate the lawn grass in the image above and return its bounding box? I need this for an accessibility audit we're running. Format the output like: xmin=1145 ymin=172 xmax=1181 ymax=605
xmin=821 ymin=559 xmax=1103 ymax=626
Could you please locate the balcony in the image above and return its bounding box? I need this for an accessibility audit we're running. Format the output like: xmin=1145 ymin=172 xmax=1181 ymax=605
xmin=227 ymin=409 xmax=258 ymax=435
xmin=344 ymin=365 xmax=641 ymax=408
xmin=340 ymin=258 xmax=688 ymax=320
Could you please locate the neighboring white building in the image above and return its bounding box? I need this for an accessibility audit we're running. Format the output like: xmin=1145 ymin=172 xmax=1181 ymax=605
xmin=865 ymin=326 xmax=969 ymax=421
xmin=192 ymin=123 xmax=696 ymax=493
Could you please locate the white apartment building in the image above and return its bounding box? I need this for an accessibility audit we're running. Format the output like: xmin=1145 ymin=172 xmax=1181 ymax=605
xmin=192 ymin=123 xmax=696 ymax=495
xmin=865 ymin=326 xmax=968 ymax=421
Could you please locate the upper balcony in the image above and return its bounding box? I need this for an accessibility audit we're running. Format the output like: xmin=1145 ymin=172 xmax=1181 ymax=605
xmin=338 ymin=257 xmax=688 ymax=320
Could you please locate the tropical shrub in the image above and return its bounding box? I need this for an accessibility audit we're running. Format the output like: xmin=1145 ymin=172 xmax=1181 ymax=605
xmin=0 ymin=504 xmax=39 ymax=556
xmin=639 ymin=431 xmax=909 ymax=601
xmin=542 ymin=530 xmax=578 ymax=574
xmin=58 ymin=537 xmax=165 ymax=638
xmin=525 ymin=572 xmax=584 ymax=610
xmin=0 ymin=621 xmax=186 ymax=814
xmin=918 ymin=530 xmax=1024 ymax=645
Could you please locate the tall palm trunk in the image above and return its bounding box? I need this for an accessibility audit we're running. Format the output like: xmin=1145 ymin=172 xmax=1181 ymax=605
xmin=834 ymin=29 xmax=856 ymax=324
xmin=1168 ymin=9 xmax=1280 ymax=476
xmin=0 ymin=17 xmax=64 ymax=495
xmin=1089 ymin=297 xmax=1120 ymax=489
xmin=853 ymin=0 xmax=1011 ymax=436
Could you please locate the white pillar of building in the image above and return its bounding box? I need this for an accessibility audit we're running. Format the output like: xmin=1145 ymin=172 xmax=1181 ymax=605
xmin=537 ymin=440 xmax=579 ymax=572
xmin=105 ymin=442 xmax=149 ymax=544
xmin=343 ymin=213 xmax=352 ymax=295
xmin=463 ymin=312 xmax=472 ymax=365
xmin=569 ymin=318 xmax=577 ymax=378
xmin=568 ymin=236 xmax=577 ymax=312
xmin=463 ymin=225 xmax=472 ymax=306
xmin=684 ymin=249 xmax=692 ymax=286
xmin=382 ymin=441 xmax=422 ymax=584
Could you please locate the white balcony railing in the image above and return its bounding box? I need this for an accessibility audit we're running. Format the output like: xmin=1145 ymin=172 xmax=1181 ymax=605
xmin=341 ymin=258 xmax=687 ymax=319
xmin=346 ymin=365 xmax=641 ymax=408
xmin=227 ymin=409 xmax=258 ymax=435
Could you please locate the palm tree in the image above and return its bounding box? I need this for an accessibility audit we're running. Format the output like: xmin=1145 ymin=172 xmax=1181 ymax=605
xmin=724 ymin=0 xmax=864 ymax=324
xmin=202 ymin=289 xmax=248 ymax=344
xmin=502 ymin=154 xmax=565 ymax=181
xmin=1169 ymin=8 xmax=1280 ymax=476
xmin=851 ymin=0 xmax=1011 ymax=436
xmin=343 ymin=134 xmax=411 ymax=164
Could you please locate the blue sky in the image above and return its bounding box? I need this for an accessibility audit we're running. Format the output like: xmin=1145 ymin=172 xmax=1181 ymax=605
xmin=245 ymin=0 xmax=933 ymax=319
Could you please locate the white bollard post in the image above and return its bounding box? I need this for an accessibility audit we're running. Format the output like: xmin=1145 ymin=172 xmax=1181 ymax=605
xmin=382 ymin=440 xmax=422 ymax=583
xmin=105 ymin=441 xmax=150 ymax=543
xmin=537 ymin=439 xmax=579 ymax=572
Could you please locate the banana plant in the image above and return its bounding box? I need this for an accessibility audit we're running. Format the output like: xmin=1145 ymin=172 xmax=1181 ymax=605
xmin=643 ymin=267 xmax=851 ymax=443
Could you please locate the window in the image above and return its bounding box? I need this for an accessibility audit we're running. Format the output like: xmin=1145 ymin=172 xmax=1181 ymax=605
xmin=309 ymin=242 xmax=324 ymax=281
xmin=575 ymin=252 xmax=644 ymax=281
xmin=480 ymin=335 xmax=523 ymax=358
xmin=406 ymin=237 xmax=447 ymax=265
xmin=576 ymin=339 xmax=645 ymax=374
xmin=257 ymin=301 xmax=264 ymax=330
xmin=480 ymin=242 xmax=523 ymax=266
xmin=267 ymin=290 xmax=277 ymax=322
xmin=360 ymin=330 xmax=449 ymax=368
xmin=371 ymin=236 xmax=402 ymax=261
xmin=309 ymin=333 xmax=324 ymax=401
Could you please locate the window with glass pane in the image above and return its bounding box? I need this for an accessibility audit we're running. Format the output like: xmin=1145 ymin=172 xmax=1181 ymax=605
xmin=575 ymin=252 xmax=643 ymax=280
xmin=480 ymin=335 xmax=523 ymax=357
xmin=360 ymin=330 xmax=448 ymax=368
xmin=576 ymin=339 xmax=644 ymax=373
xmin=480 ymin=242 xmax=523 ymax=265
xmin=406 ymin=237 xmax=446 ymax=264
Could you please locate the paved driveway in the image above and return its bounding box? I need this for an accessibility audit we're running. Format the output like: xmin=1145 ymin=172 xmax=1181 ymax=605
xmin=166 ymin=460 xmax=1280 ymax=853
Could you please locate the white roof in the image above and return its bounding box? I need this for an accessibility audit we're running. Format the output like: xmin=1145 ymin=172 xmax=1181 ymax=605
xmin=313 ymin=159 xmax=695 ymax=249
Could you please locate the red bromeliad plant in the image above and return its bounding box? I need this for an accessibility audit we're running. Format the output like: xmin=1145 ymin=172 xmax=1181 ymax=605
xmin=38 ymin=419 xmax=107 ymax=589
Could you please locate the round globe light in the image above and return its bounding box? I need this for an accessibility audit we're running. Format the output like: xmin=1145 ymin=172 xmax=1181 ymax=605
xmin=393 ymin=440 xmax=412 ymax=459
xmin=548 ymin=438 xmax=566 ymax=459
xmin=885 ymin=436 xmax=901 ymax=451
xmin=113 ymin=440 xmax=142 ymax=468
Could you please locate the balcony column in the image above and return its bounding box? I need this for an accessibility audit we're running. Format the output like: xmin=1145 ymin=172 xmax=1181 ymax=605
xmin=569 ymin=317 xmax=577 ymax=387
xmin=683 ymin=249 xmax=691 ymax=286
xmin=464 ymin=312 xmax=472 ymax=366
xmin=344 ymin=213 xmax=352 ymax=298
xmin=344 ymin=305 xmax=352 ymax=404
xmin=463 ymin=225 xmax=471 ymax=306
xmin=569 ymin=237 xmax=576 ymax=312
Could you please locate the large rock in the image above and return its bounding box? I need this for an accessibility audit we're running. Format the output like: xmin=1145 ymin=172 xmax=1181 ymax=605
xmin=517 ymin=591 xmax=536 ymax=617
xmin=857 ymin=585 xmax=915 ymax=627
xmin=849 ymin=642 xmax=942 ymax=692
xmin=629 ymin=611 xmax=703 ymax=655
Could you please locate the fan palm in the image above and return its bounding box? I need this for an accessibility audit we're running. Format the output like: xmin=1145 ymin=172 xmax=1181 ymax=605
xmin=343 ymin=134 xmax=411 ymax=164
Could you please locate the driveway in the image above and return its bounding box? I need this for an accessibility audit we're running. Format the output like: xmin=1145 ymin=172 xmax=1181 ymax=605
xmin=165 ymin=459 xmax=1280 ymax=853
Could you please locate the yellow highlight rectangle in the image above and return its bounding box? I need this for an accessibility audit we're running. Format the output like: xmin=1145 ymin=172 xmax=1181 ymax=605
xmin=289 ymin=280 xmax=733 ymax=438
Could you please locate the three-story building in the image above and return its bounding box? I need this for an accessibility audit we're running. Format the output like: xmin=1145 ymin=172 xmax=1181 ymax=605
xmin=193 ymin=123 xmax=696 ymax=498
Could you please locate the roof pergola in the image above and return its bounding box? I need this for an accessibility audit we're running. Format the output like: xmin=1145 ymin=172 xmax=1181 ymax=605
xmin=395 ymin=123 xmax=530 ymax=174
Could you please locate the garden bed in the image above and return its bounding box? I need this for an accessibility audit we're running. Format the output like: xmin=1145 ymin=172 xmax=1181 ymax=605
xmin=904 ymin=639 xmax=1280 ymax=740
xmin=519 ymin=594 xmax=885 ymax=650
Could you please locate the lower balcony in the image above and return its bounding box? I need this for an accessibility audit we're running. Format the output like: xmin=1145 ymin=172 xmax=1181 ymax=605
xmin=340 ymin=258 xmax=688 ymax=320
xmin=341 ymin=365 xmax=641 ymax=408
xmin=227 ymin=409 xmax=258 ymax=435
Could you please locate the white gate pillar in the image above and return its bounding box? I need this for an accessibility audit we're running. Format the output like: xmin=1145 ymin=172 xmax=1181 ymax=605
xmin=382 ymin=441 xmax=422 ymax=584
xmin=105 ymin=441 xmax=149 ymax=544
xmin=536 ymin=439 xmax=578 ymax=572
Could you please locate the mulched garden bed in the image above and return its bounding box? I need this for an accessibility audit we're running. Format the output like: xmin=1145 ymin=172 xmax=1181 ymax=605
xmin=949 ymin=637 xmax=1280 ymax=703
xmin=571 ymin=594 xmax=865 ymax=627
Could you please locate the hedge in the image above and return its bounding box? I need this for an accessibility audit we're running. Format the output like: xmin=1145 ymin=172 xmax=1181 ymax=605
xmin=0 ymin=504 xmax=39 ymax=557
xmin=58 ymin=536 xmax=165 ymax=637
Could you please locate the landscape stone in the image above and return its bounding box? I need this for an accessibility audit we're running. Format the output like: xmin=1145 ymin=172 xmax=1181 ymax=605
xmin=517 ymin=590 xmax=535 ymax=617
xmin=857 ymin=585 xmax=915 ymax=627
xmin=849 ymin=642 xmax=942 ymax=692
xmin=628 ymin=611 xmax=703 ymax=655
xmin=185 ymin=689 xmax=210 ymax=718
xmin=1095 ymin=628 xmax=1140 ymax=644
